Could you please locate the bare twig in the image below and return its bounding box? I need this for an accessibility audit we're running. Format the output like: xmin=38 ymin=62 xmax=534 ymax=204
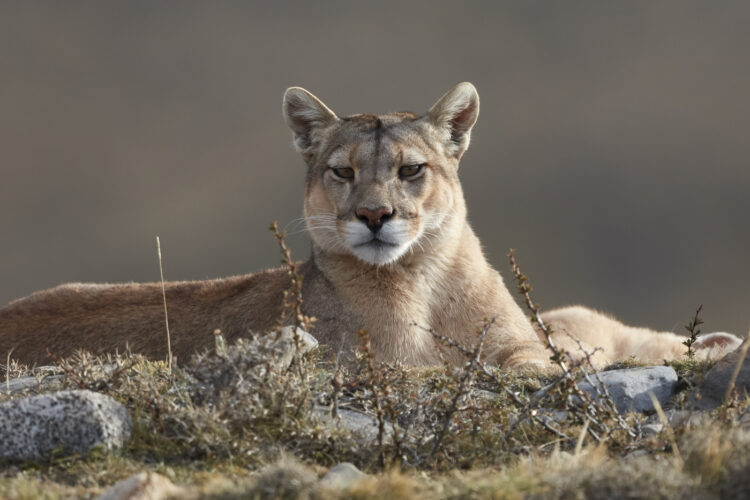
xmin=650 ymin=391 xmax=683 ymax=467
xmin=532 ymin=413 xmax=571 ymax=441
xmin=45 ymin=349 xmax=86 ymax=390
xmin=564 ymin=331 xmax=636 ymax=439
xmin=269 ymin=221 xmax=315 ymax=332
xmin=418 ymin=323 xmax=526 ymax=407
xmin=358 ymin=329 xmax=387 ymax=468
xmin=270 ymin=221 xmax=317 ymax=378
xmin=508 ymin=249 xmax=568 ymax=373
xmin=331 ymin=354 xmax=343 ymax=420
xmin=428 ymin=319 xmax=491 ymax=462
xmin=574 ymin=418 xmax=590 ymax=455
xmin=5 ymin=348 xmax=13 ymax=394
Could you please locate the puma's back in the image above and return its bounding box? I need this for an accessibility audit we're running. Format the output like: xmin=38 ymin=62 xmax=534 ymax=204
xmin=0 ymin=269 xmax=292 ymax=366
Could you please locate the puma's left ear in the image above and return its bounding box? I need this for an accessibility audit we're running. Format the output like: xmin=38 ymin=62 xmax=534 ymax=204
xmin=426 ymin=82 xmax=480 ymax=158
xmin=282 ymin=87 xmax=339 ymax=156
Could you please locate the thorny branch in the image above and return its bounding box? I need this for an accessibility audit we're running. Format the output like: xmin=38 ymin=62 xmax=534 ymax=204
xmin=508 ymin=249 xmax=568 ymax=373
xmin=428 ymin=318 xmax=491 ymax=462
xmin=358 ymin=329 xmax=388 ymax=468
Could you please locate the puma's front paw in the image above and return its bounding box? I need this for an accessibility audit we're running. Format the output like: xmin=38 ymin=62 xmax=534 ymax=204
xmin=502 ymin=355 xmax=558 ymax=373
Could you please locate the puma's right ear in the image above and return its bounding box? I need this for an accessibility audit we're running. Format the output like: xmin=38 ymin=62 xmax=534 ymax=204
xmin=282 ymin=87 xmax=339 ymax=155
xmin=427 ymin=82 xmax=480 ymax=159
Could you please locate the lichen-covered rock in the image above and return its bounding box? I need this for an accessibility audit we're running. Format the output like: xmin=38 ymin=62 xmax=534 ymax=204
xmin=575 ymin=366 xmax=678 ymax=413
xmin=0 ymin=390 xmax=131 ymax=461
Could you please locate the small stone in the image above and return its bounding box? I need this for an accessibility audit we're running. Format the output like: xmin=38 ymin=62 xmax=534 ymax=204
xmin=320 ymin=462 xmax=368 ymax=489
xmin=96 ymin=472 xmax=182 ymax=500
xmin=0 ymin=390 xmax=131 ymax=461
xmin=641 ymin=423 xmax=664 ymax=437
xmin=314 ymin=406 xmax=392 ymax=443
xmin=624 ymin=449 xmax=649 ymax=460
xmin=470 ymin=389 xmax=503 ymax=400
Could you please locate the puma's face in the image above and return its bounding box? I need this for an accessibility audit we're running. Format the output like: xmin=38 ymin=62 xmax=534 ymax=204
xmin=283 ymin=83 xmax=479 ymax=266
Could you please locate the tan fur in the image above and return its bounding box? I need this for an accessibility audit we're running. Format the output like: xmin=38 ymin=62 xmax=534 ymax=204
xmin=0 ymin=83 xmax=741 ymax=369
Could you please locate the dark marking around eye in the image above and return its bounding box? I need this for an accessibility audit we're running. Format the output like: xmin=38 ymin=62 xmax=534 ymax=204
xmin=398 ymin=164 xmax=425 ymax=178
xmin=331 ymin=167 xmax=355 ymax=179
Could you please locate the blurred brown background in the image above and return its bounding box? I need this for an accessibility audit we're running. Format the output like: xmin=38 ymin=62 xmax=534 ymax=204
xmin=1 ymin=1 xmax=748 ymax=336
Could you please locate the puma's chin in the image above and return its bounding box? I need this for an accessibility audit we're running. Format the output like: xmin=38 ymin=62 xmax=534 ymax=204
xmin=350 ymin=240 xmax=410 ymax=266
xmin=340 ymin=219 xmax=415 ymax=266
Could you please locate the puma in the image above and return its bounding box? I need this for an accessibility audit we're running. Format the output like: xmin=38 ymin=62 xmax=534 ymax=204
xmin=0 ymin=83 xmax=741 ymax=369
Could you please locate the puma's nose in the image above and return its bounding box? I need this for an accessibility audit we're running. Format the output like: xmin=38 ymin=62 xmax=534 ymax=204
xmin=356 ymin=206 xmax=394 ymax=232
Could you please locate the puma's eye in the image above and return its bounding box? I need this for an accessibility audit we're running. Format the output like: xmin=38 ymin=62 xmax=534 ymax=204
xmin=399 ymin=163 xmax=425 ymax=178
xmin=331 ymin=167 xmax=355 ymax=179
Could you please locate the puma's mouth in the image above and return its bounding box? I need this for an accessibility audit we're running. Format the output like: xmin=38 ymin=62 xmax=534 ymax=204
xmin=351 ymin=239 xmax=408 ymax=265
xmin=353 ymin=237 xmax=399 ymax=249
xmin=342 ymin=220 xmax=413 ymax=266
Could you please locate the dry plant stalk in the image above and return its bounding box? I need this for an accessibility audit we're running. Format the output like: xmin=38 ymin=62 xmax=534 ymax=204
xmin=269 ymin=221 xmax=315 ymax=332
xmin=508 ymin=249 xmax=568 ymax=373
xmin=45 ymin=348 xmax=86 ymax=389
xmin=420 ymin=323 xmax=525 ymax=407
xmin=506 ymin=250 xmax=632 ymax=444
xmin=331 ymin=356 xmax=343 ymax=420
xmin=422 ymin=321 xmax=574 ymax=444
xmin=649 ymin=391 xmax=683 ymax=467
xmin=564 ymin=332 xmax=636 ymax=439
xmin=156 ymin=236 xmax=173 ymax=372
xmin=358 ymin=329 xmax=388 ymax=468
xmin=5 ymin=347 xmax=13 ymax=394
xmin=270 ymin=221 xmax=316 ymax=378
xmin=428 ymin=319 xmax=490 ymax=462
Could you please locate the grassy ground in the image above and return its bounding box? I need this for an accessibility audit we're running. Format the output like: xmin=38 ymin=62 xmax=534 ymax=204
xmin=1 ymin=329 xmax=748 ymax=499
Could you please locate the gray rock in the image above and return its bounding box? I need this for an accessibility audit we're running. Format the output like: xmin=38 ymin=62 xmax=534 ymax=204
xmin=314 ymin=406 xmax=392 ymax=443
xmin=691 ymin=348 xmax=750 ymax=410
xmin=0 ymin=390 xmax=131 ymax=461
xmin=575 ymin=366 xmax=678 ymax=413
xmin=320 ymin=462 xmax=368 ymax=489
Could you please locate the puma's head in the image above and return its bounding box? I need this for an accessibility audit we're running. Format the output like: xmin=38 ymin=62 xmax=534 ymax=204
xmin=282 ymin=82 xmax=479 ymax=266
